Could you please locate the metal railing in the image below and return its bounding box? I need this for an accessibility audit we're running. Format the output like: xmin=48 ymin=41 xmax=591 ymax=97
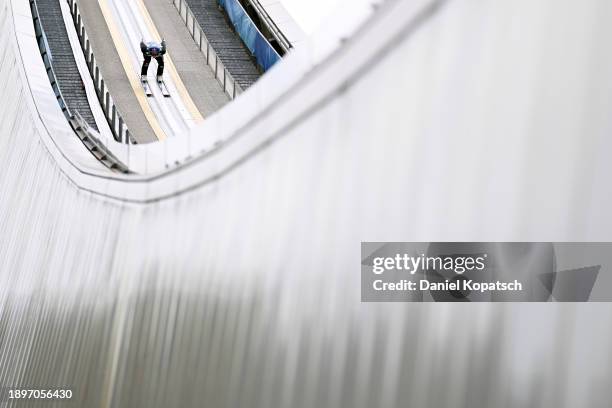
xmin=218 ymin=0 xmax=281 ymax=71
xmin=30 ymin=0 xmax=129 ymax=172
xmin=172 ymin=0 xmax=243 ymax=100
xmin=245 ymin=0 xmax=292 ymax=53
xmin=67 ymin=0 xmax=132 ymax=144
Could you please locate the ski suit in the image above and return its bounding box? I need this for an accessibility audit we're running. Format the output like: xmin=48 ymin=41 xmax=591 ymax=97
xmin=140 ymin=40 xmax=167 ymax=78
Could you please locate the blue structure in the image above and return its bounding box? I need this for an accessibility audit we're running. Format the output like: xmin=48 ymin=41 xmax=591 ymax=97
xmin=218 ymin=0 xmax=281 ymax=71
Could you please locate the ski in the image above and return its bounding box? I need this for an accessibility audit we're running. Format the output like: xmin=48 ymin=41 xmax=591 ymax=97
xmin=140 ymin=77 xmax=152 ymax=97
xmin=157 ymin=79 xmax=170 ymax=97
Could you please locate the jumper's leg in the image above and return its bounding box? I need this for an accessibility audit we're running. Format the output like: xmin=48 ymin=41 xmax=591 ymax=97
xmin=141 ymin=55 xmax=152 ymax=77
xmin=155 ymin=56 xmax=165 ymax=81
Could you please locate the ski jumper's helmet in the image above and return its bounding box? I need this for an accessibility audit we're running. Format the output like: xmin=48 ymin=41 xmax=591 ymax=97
xmin=147 ymin=41 xmax=161 ymax=56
